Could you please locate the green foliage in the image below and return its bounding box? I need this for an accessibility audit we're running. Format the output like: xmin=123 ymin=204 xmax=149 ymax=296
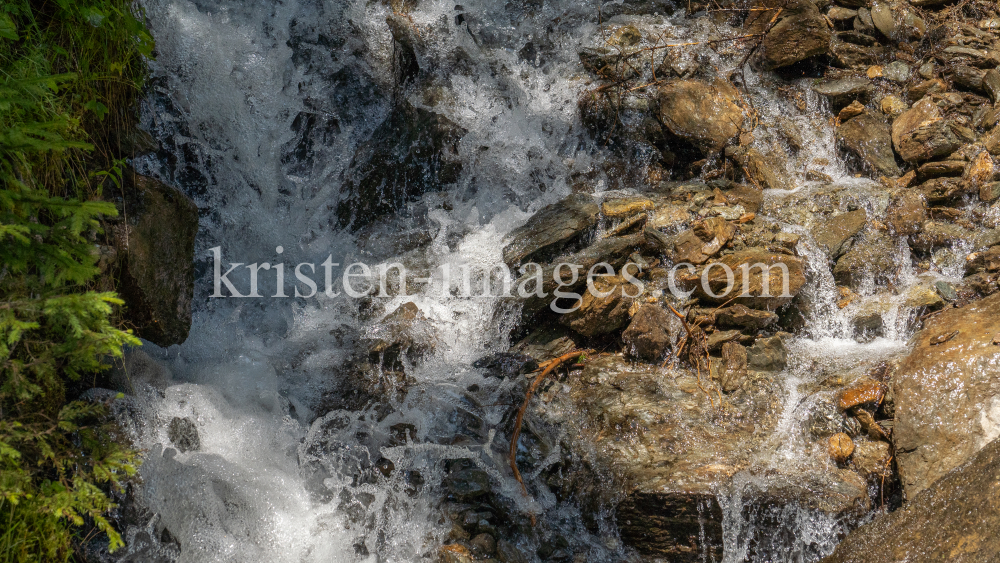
xmin=0 ymin=0 xmax=152 ymax=560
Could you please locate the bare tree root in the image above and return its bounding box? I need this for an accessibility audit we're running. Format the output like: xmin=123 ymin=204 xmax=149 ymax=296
xmin=509 ymin=349 xmax=593 ymax=496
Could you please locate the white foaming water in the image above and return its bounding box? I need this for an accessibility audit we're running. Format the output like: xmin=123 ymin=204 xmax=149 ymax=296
xmin=122 ymin=0 xmax=941 ymax=561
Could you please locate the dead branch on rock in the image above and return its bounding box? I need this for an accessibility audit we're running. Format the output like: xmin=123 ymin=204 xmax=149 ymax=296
xmin=509 ymin=349 xmax=593 ymax=495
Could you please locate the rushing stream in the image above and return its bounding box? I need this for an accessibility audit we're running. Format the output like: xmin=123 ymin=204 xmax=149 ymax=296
xmin=107 ymin=0 xmax=965 ymax=560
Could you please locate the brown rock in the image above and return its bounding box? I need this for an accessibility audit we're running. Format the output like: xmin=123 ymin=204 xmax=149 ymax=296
xmin=811 ymin=209 xmax=868 ymax=260
xmin=672 ymin=217 xmax=736 ymax=265
xmin=892 ymin=292 xmax=1000 ymax=498
xmin=113 ymin=173 xmax=199 ymax=346
xmin=656 ymin=79 xmax=745 ymax=153
xmin=917 ymin=160 xmax=965 ymax=179
xmin=759 ymin=4 xmax=832 ymax=69
xmin=682 ymin=251 xmax=806 ymax=309
xmin=829 ymin=433 xmax=855 ymax=463
xmin=906 ymin=78 xmax=946 ymax=102
xmin=602 ymin=197 xmax=654 ymax=218
xmin=502 ymin=194 xmax=599 ymax=266
xmin=838 ymin=100 xmax=866 ymax=121
xmin=559 ymin=274 xmax=634 ymax=337
xmin=964 ymin=151 xmax=996 ymax=195
xmin=838 ymin=379 xmax=887 ymax=410
xmin=718 ymin=341 xmax=748 ymax=393
xmin=837 ymin=113 xmax=902 ymax=177
xmin=891 ymin=98 xmax=962 ymax=162
xmin=622 ymin=304 xmax=678 ymax=362
xmin=715 ymin=304 xmax=778 ymax=330
xmin=821 ymin=437 xmax=1000 ymax=563
xmin=851 ymin=440 xmax=892 ymax=480
xmin=884 ymin=190 xmax=926 ymax=236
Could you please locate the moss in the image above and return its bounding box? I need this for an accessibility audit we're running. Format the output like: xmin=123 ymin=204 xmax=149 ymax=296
xmin=0 ymin=1 xmax=152 ymax=560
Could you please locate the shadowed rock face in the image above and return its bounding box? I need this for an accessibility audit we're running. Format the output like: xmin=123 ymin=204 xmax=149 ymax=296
xmin=112 ymin=173 xmax=199 ymax=346
xmin=336 ymin=102 xmax=466 ymax=231
xmin=821 ymin=436 xmax=1000 ymax=563
xmin=892 ymin=292 xmax=1000 ymax=499
xmin=502 ymin=194 xmax=600 ymax=267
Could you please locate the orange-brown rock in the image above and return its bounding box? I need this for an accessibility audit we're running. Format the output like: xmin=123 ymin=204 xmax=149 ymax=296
xmin=892 ymin=292 xmax=1000 ymax=498
xmin=838 ymin=379 xmax=887 ymax=410
xmin=829 ymin=433 xmax=855 ymax=463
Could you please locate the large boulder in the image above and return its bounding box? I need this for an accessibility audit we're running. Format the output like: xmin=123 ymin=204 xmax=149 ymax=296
xmin=821 ymin=436 xmax=1000 ymax=563
xmin=656 ymin=79 xmax=745 ymax=153
xmin=891 ymin=98 xmax=962 ymax=163
xmin=536 ymin=356 xmax=869 ymax=561
xmin=502 ymin=194 xmax=599 ymax=267
xmin=892 ymin=292 xmax=1000 ymax=498
xmin=836 ymin=112 xmax=902 ymax=177
xmin=111 ymin=173 xmax=199 ymax=346
xmin=335 ymin=102 xmax=466 ymax=230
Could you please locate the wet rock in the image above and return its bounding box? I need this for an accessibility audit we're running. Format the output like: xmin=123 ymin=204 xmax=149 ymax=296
xmin=443 ymin=468 xmax=491 ymax=500
xmin=512 ymin=325 xmax=577 ymax=362
xmin=829 ymin=432 xmax=855 ymax=463
xmin=502 ymin=194 xmax=599 ymax=266
xmin=516 ymin=234 xmax=645 ymax=319
xmin=909 ymin=221 xmax=973 ymax=253
xmin=111 ymin=173 xmax=198 ymax=346
xmin=966 ymin=245 xmax=1000 ymax=275
xmin=759 ymin=2 xmax=832 ymax=69
xmin=830 ymin=39 xmax=885 ymax=68
xmin=951 ymin=64 xmax=986 ymax=92
xmin=473 ymin=353 xmax=539 ymax=379
xmin=850 ymin=440 xmax=892 ymax=480
xmin=911 ymin=176 xmax=971 ymax=205
xmin=656 ymin=79 xmax=745 ymax=153
xmin=336 ymin=102 xmax=466 ymax=230
xmin=715 ymin=304 xmax=778 ymax=330
xmin=559 ymin=274 xmax=635 ymax=337
xmin=833 ymin=231 xmax=901 ymax=290
xmin=811 ymin=209 xmax=868 ymax=260
xmin=882 ymin=61 xmax=911 ymax=83
xmin=891 ymin=98 xmax=962 ymax=162
xmin=601 ymin=197 xmax=653 ymax=218
xmin=718 ymin=341 xmax=748 ymax=393
xmin=540 ymin=355 xmax=866 ymax=560
xmin=879 ymin=95 xmax=908 ymax=118
xmin=747 ymin=335 xmax=788 ymax=371
xmin=853 ymin=311 xmax=885 ymax=340
xmin=916 ymin=159 xmax=965 ymax=179
xmin=884 ymin=190 xmax=926 ymax=236
xmin=622 ymin=304 xmax=679 ymax=362
xmin=812 ymin=76 xmax=872 ymax=105
xmin=682 ymin=251 xmax=806 ymax=309
xmin=892 ymin=292 xmax=1000 ymax=498
xmin=905 ymin=78 xmax=946 ymax=102
xmin=672 ymin=217 xmax=736 ymax=265
xmin=168 ymin=417 xmax=200 ymax=453
xmin=964 ymin=150 xmax=996 ymax=196
xmin=730 ymin=147 xmax=792 ymax=191
xmin=838 ymin=379 xmax=887 ymax=410
xmin=822 ymin=436 xmax=1000 ymax=562
xmin=366 ymin=302 xmax=436 ymax=366
xmin=983 ymin=69 xmax=1000 ymax=104
xmin=468 ymin=534 xmax=497 ymax=557
xmin=439 ymin=544 xmax=475 ymax=563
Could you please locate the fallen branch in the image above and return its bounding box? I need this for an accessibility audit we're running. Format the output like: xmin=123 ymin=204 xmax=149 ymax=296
xmin=509 ymin=349 xmax=593 ymax=495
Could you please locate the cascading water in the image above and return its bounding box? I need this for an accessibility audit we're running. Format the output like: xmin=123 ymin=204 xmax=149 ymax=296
xmin=109 ymin=0 xmax=950 ymax=561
